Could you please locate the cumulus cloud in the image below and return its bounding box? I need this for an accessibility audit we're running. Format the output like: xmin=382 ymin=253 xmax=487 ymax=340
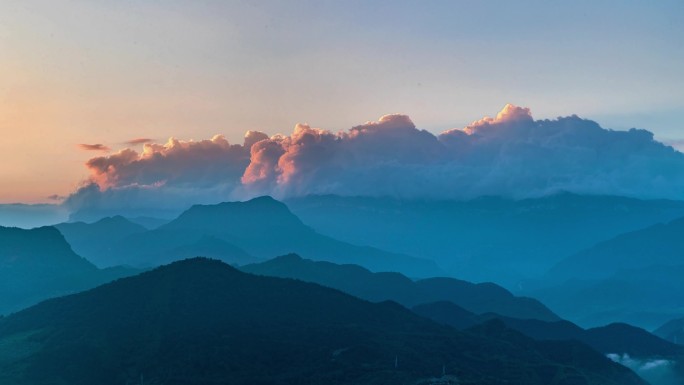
xmin=65 ymin=104 xmax=684 ymax=214
xmin=85 ymin=135 xmax=251 ymax=189
xmin=66 ymin=133 xmax=264 ymax=215
xmin=240 ymin=105 xmax=684 ymax=200
xmin=78 ymin=143 xmax=110 ymax=152
xmin=124 ymin=138 xmax=154 ymax=146
xmin=456 ymin=103 xmax=534 ymax=135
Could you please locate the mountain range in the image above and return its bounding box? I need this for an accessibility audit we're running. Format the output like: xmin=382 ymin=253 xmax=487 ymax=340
xmin=0 ymin=258 xmax=648 ymax=385
xmin=242 ymin=254 xmax=684 ymax=381
xmin=412 ymin=301 xmax=682 ymax=358
xmin=57 ymin=196 xmax=441 ymax=277
xmin=241 ymin=254 xmax=558 ymax=321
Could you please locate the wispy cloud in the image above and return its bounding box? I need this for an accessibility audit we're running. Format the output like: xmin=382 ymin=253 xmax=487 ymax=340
xmin=124 ymin=138 xmax=154 ymax=146
xmin=47 ymin=194 xmax=66 ymax=201
xmin=78 ymin=143 xmax=111 ymax=152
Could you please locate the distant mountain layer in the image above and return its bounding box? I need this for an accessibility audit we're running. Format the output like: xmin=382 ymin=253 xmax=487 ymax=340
xmin=548 ymin=216 xmax=684 ymax=281
xmin=55 ymin=215 xmax=148 ymax=258
xmin=0 ymin=258 xmax=647 ymax=385
xmin=531 ymin=217 xmax=684 ymax=330
xmin=412 ymin=301 xmax=683 ymax=358
xmin=241 ymin=254 xmax=559 ymax=322
xmin=59 ymin=196 xmax=441 ymax=277
xmin=655 ymin=317 xmax=684 ymax=345
xmin=125 ymin=216 xmax=170 ymax=229
xmin=0 ymin=226 xmax=135 ymax=315
xmin=286 ymin=193 xmax=684 ymax=283
xmin=528 ymin=265 xmax=684 ymax=330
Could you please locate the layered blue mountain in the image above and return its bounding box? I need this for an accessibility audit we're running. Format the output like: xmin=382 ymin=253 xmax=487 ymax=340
xmin=59 ymin=196 xmax=441 ymax=277
xmin=243 ymin=254 xmax=683 ymax=377
xmin=286 ymin=193 xmax=684 ymax=285
xmin=413 ymin=301 xmax=682 ymax=357
xmin=548 ymin=216 xmax=684 ymax=281
xmin=0 ymin=258 xmax=647 ymax=385
xmin=531 ymin=217 xmax=684 ymax=329
xmin=57 ymin=215 xmax=258 ymax=267
xmin=55 ymin=215 xmax=148 ymax=258
xmin=654 ymin=317 xmax=684 ymax=345
xmin=125 ymin=216 xmax=171 ymax=229
xmin=0 ymin=226 xmax=135 ymax=315
xmin=241 ymin=254 xmax=558 ymax=321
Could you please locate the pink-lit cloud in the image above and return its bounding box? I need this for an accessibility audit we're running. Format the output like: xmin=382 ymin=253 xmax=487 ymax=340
xmin=66 ymin=105 xmax=684 ymax=214
xmin=85 ymin=135 xmax=252 ymax=190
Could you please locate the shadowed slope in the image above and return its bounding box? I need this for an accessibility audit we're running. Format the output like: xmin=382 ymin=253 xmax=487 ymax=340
xmin=0 ymin=258 xmax=646 ymax=385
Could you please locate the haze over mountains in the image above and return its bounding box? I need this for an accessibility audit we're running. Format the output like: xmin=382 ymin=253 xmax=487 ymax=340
xmin=3 ymin=193 xmax=684 ymax=384
xmin=0 ymin=226 xmax=135 ymax=315
xmin=549 ymin=216 xmax=684 ymax=281
xmin=527 ymin=217 xmax=684 ymax=329
xmin=286 ymin=193 xmax=684 ymax=284
xmin=56 ymin=196 xmax=441 ymax=277
xmin=2 ymin=0 xmax=682 ymax=381
xmin=0 ymin=204 xmax=68 ymax=229
xmin=5 ymin=151 xmax=684 ymax=384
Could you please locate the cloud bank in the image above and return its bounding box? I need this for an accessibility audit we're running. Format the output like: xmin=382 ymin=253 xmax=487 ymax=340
xmin=66 ymin=104 xmax=684 ymax=213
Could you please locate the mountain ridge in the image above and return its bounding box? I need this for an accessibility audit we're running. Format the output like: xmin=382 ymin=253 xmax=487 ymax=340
xmin=241 ymin=254 xmax=559 ymax=321
xmin=0 ymin=257 xmax=647 ymax=385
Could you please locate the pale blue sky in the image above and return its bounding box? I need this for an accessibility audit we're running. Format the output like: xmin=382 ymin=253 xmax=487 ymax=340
xmin=0 ymin=0 xmax=682 ymax=202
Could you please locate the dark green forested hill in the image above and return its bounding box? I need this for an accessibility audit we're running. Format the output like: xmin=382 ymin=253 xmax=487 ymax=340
xmin=0 ymin=258 xmax=646 ymax=385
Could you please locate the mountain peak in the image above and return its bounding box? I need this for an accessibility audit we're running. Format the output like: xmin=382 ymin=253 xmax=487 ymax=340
xmin=189 ymin=195 xmax=285 ymax=211
xmin=164 ymin=196 xmax=306 ymax=233
xmin=153 ymin=256 xmax=242 ymax=275
xmin=0 ymin=226 xmax=76 ymax=257
xmin=95 ymin=215 xmax=132 ymax=224
xmin=270 ymin=253 xmax=304 ymax=263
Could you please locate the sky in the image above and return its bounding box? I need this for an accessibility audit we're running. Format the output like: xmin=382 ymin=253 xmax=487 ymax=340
xmin=1 ymin=0 xmax=683 ymax=203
